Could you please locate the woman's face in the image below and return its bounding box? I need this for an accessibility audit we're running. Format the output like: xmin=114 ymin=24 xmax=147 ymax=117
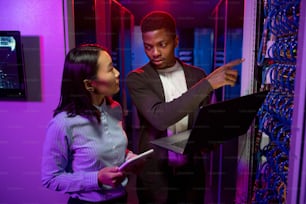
xmin=92 ymin=50 xmax=120 ymax=96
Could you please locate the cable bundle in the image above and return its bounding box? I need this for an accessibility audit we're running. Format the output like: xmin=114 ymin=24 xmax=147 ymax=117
xmin=252 ymin=0 xmax=300 ymax=203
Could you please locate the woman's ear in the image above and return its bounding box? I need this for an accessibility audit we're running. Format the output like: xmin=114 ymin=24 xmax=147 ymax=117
xmin=83 ymin=79 xmax=94 ymax=92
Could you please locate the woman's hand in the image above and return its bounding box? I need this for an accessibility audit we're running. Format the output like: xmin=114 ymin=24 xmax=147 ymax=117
xmin=121 ymin=152 xmax=145 ymax=175
xmin=97 ymin=167 xmax=125 ymax=187
xmin=126 ymin=151 xmax=138 ymax=161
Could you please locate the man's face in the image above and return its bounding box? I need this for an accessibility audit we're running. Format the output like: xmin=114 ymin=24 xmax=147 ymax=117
xmin=142 ymin=28 xmax=178 ymax=69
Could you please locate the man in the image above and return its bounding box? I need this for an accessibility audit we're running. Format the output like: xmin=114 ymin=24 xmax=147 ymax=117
xmin=126 ymin=11 xmax=243 ymax=204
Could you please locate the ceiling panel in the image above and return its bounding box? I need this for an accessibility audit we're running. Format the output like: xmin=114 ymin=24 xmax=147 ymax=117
xmin=119 ymin=0 xmax=244 ymax=28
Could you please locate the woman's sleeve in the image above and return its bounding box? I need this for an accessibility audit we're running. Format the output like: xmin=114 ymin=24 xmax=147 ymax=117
xmin=41 ymin=119 xmax=100 ymax=193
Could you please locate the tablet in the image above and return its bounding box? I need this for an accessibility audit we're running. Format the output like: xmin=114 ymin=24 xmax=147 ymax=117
xmin=119 ymin=149 xmax=154 ymax=172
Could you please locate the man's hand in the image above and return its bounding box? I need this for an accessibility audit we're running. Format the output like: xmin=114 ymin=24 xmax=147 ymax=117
xmin=97 ymin=167 xmax=125 ymax=187
xmin=206 ymin=58 xmax=245 ymax=90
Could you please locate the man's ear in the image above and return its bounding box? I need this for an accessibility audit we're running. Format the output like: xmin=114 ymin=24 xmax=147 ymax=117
xmin=83 ymin=79 xmax=94 ymax=92
xmin=174 ymin=35 xmax=179 ymax=48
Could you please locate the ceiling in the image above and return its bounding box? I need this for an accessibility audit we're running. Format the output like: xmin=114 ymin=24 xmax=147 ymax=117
xmin=119 ymin=0 xmax=244 ymax=28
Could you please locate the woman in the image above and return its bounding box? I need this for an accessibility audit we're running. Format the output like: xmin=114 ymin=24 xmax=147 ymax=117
xmin=41 ymin=44 xmax=136 ymax=204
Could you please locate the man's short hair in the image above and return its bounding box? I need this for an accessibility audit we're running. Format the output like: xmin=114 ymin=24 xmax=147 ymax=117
xmin=140 ymin=11 xmax=176 ymax=36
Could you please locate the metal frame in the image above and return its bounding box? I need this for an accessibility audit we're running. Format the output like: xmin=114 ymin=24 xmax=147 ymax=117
xmin=287 ymin=0 xmax=306 ymax=203
xmin=236 ymin=1 xmax=258 ymax=203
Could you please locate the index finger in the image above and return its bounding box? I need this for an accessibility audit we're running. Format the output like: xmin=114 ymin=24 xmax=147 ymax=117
xmin=223 ymin=58 xmax=245 ymax=68
xmin=113 ymin=171 xmax=124 ymax=178
xmin=108 ymin=166 xmax=120 ymax=172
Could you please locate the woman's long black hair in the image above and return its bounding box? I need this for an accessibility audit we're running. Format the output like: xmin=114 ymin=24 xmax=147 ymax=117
xmin=54 ymin=44 xmax=107 ymax=123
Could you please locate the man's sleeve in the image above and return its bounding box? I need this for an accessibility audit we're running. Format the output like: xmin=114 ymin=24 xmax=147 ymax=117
xmin=126 ymin=71 xmax=213 ymax=131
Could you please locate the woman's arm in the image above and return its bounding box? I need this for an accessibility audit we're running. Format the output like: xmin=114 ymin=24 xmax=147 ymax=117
xmin=41 ymin=120 xmax=101 ymax=193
